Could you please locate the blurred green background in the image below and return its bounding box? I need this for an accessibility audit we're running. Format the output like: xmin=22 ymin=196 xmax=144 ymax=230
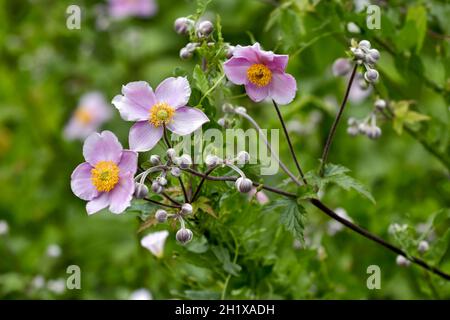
xmin=0 ymin=0 xmax=449 ymax=299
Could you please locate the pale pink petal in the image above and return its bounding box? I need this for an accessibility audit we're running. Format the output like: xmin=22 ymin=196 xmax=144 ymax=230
xmin=108 ymin=173 xmax=134 ymax=214
xmin=129 ymin=121 xmax=163 ymax=152
xmin=223 ymin=57 xmax=252 ymax=85
xmin=86 ymin=193 xmax=110 ymax=215
xmin=167 ymin=107 xmax=209 ymax=136
xmin=83 ymin=131 xmax=123 ymax=166
xmin=71 ymin=162 xmax=98 ymax=201
xmin=112 ymin=81 xmax=155 ymax=121
xmin=245 ymin=82 xmax=269 ymax=102
xmin=118 ymin=150 xmax=138 ymax=176
xmin=267 ymin=54 xmax=288 ymax=72
xmin=269 ymin=72 xmax=297 ymax=105
xmin=232 ymin=43 xmax=262 ymax=64
xmin=155 ymin=77 xmax=191 ymax=109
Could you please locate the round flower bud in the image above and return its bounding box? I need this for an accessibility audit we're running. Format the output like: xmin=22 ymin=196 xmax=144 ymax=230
xmin=418 ymin=240 xmax=429 ymax=254
xmin=396 ymin=255 xmax=411 ymax=267
xmin=205 ymin=154 xmax=220 ymax=167
xmin=225 ymin=44 xmax=235 ymax=58
xmin=197 ymin=20 xmax=213 ymax=37
xmin=174 ymin=17 xmax=193 ymax=35
xmin=217 ymin=117 xmax=227 ymax=128
xmin=179 ymin=47 xmax=192 ymax=60
xmin=222 ymin=103 xmax=234 ymax=113
xmin=352 ymin=48 xmax=365 ymax=61
xmin=368 ymin=48 xmax=380 ymax=62
xmin=358 ymin=40 xmax=371 ymax=50
xmin=185 ymin=42 xmax=198 ymax=53
xmin=366 ymin=126 xmax=382 ymax=139
xmin=364 ymin=69 xmax=379 ymax=83
xmin=332 ymin=58 xmax=352 ymax=77
xmin=236 ymin=151 xmax=250 ymax=164
xmin=155 ymin=209 xmax=168 ymax=223
xmin=150 ymin=155 xmax=161 ymax=165
xmin=235 ymin=177 xmax=253 ymax=193
xmin=170 ymin=167 xmax=181 ymax=177
xmin=157 ymin=176 xmax=167 ymax=186
xmin=347 ymin=117 xmax=358 ymax=126
xmin=347 ymin=126 xmax=359 ymax=137
xmin=176 ymin=228 xmax=193 ymax=245
xmin=177 ymin=154 xmax=192 ymax=169
xmin=134 ymin=183 xmax=149 ymax=199
xmin=358 ymin=123 xmax=369 ymax=134
xmin=166 ymin=148 xmax=177 ymax=159
xmin=234 ymin=106 xmax=247 ymax=114
xmin=181 ymin=203 xmax=193 ymax=215
xmin=151 ymin=181 xmax=163 ymax=194
xmin=374 ymin=99 xmax=386 ymax=110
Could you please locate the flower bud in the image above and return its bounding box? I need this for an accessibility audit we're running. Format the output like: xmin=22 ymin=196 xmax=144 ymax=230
xmin=179 ymin=47 xmax=192 ymax=60
xmin=155 ymin=209 xmax=168 ymax=223
xmin=205 ymin=154 xmax=220 ymax=167
xmin=222 ymin=103 xmax=234 ymax=113
xmin=166 ymin=148 xmax=177 ymax=159
xmin=368 ymin=49 xmax=380 ymax=62
xmin=418 ymin=240 xmax=429 ymax=254
xmin=236 ymin=151 xmax=250 ymax=164
xmin=347 ymin=117 xmax=358 ymax=126
xmin=358 ymin=123 xmax=369 ymax=134
xmin=176 ymin=154 xmax=192 ymax=169
xmin=150 ymin=155 xmax=161 ymax=165
xmin=217 ymin=117 xmax=227 ymax=128
xmin=225 ymin=44 xmax=235 ymax=58
xmin=358 ymin=40 xmax=371 ymax=50
xmin=234 ymin=106 xmax=247 ymax=114
xmin=352 ymin=48 xmax=365 ymax=61
xmin=185 ymin=42 xmax=198 ymax=53
xmin=197 ymin=20 xmax=213 ymax=37
xmin=157 ymin=176 xmax=167 ymax=186
xmin=174 ymin=17 xmax=193 ymax=35
xmin=396 ymin=255 xmax=411 ymax=267
xmin=134 ymin=183 xmax=149 ymax=199
xmin=374 ymin=99 xmax=386 ymax=110
xmin=347 ymin=126 xmax=359 ymax=136
xmin=176 ymin=228 xmax=193 ymax=245
xmin=170 ymin=167 xmax=181 ymax=177
xmin=151 ymin=181 xmax=163 ymax=194
xmin=181 ymin=203 xmax=193 ymax=215
xmin=364 ymin=69 xmax=379 ymax=83
xmin=332 ymin=58 xmax=352 ymax=77
xmin=366 ymin=126 xmax=381 ymax=139
xmin=235 ymin=177 xmax=253 ymax=193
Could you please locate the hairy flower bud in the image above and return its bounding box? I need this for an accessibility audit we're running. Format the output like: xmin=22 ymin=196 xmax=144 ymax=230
xmin=235 ymin=177 xmax=253 ymax=193
xmin=166 ymin=148 xmax=177 ymax=159
xmin=205 ymin=154 xmax=220 ymax=167
xmin=170 ymin=167 xmax=181 ymax=177
xmin=134 ymin=183 xmax=149 ymax=199
xmin=197 ymin=20 xmax=213 ymax=37
xmin=364 ymin=69 xmax=379 ymax=83
xmin=366 ymin=126 xmax=382 ymax=139
xmin=352 ymin=48 xmax=365 ymax=61
xmin=217 ymin=117 xmax=228 ymax=128
xmin=176 ymin=154 xmax=192 ymax=169
xmin=225 ymin=44 xmax=235 ymax=58
xmin=179 ymin=47 xmax=192 ymax=60
xmin=176 ymin=228 xmax=193 ymax=244
xmin=185 ymin=42 xmax=198 ymax=53
xmin=157 ymin=176 xmax=167 ymax=186
xmin=222 ymin=103 xmax=234 ymax=113
xmin=332 ymin=58 xmax=352 ymax=77
xmin=155 ymin=209 xmax=168 ymax=223
xmin=181 ymin=203 xmax=193 ymax=215
xmin=358 ymin=40 xmax=371 ymax=50
xmin=418 ymin=240 xmax=429 ymax=254
xmin=151 ymin=181 xmax=163 ymax=194
xmin=396 ymin=255 xmax=410 ymax=267
xmin=347 ymin=126 xmax=359 ymax=137
xmin=367 ymin=48 xmax=380 ymax=63
xmin=174 ymin=17 xmax=193 ymax=35
xmin=374 ymin=99 xmax=386 ymax=110
xmin=236 ymin=151 xmax=250 ymax=164
xmin=150 ymin=154 xmax=161 ymax=165
xmin=234 ymin=106 xmax=247 ymax=114
xmin=347 ymin=117 xmax=358 ymax=126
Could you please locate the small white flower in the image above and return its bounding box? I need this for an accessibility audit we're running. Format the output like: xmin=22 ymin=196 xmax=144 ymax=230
xmin=47 ymin=279 xmax=65 ymax=294
xmin=31 ymin=275 xmax=45 ymax=289
xmin=140 ymin=230 xmax=169 ymax=258
xmin=46 ymin=244 xmax=62 ymax=258
xmin=129 ymin=288 xmax=153 ymax=300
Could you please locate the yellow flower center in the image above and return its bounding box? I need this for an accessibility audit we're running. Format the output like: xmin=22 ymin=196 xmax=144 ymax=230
xmin=149 ymin=102 xmax=175 ymax=127
xmin=91 ymin=161 xmax=120 ymax=192
xmin=247 ymin=64 xmax=272 ymax=87
xmin=74 ymin=108 xmax=93 ymax=125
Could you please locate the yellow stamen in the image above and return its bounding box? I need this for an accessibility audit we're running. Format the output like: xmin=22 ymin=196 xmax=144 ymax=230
xmin=74 ymin=108 xmax=93 ymax=125
xmin=247 ymin=64 xmax=272 ymax=87
xmin=149 ymin=102 xmax=175 ymax=127
xmin=91 ymin=161 xmax=120 ymax=192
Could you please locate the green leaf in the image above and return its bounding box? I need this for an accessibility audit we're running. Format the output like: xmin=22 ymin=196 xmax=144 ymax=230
xmin=192 ymin=64 xmax=209 ymax=95
xmin=391 ymin=100 xmax=430 ymax=135
xmin=276 ymin=198 xmax=306 ymax=242
xmin=296 ymin=184 xmax=318 ymax=200
xmin=211 ymin=245 xmax=241 ymax=276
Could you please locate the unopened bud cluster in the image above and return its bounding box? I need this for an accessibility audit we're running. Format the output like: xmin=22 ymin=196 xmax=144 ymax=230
xmin=347 ymin=99 xmax=387 ymax=140
xmin=350 ymin=40 xmax=380 ymax=83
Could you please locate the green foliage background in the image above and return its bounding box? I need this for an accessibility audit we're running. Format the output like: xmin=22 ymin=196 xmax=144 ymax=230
xmin=0 ymin=0 xmax=449 ymax=299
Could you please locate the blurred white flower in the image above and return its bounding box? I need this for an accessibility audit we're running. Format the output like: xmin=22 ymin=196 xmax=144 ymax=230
xmin=0 ymin=220 xmax=9 ymax=235
xmin=47 ymin=279 xmax=65 ymax=294
xmin=140 ymin=230 xmax=169 ymax=258
xmin=129 ymin=288 xmax=153 ymax=300
xmin=46 ymin=244 xmax=62 ymax=258
xmin=31 ymin=275 xmax=46 ymax=289
xmin=347 ymin=22 xmax=361 ymax=34
xmin=327 ymin=208 xmax=352 ymax=236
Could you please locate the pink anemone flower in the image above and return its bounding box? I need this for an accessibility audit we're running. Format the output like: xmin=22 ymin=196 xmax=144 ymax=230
xmin=223 ymin=43 xmax=297 ymax=105
xmin=108 ymin=0 xmax=157 ymax=20
xmin=64 ymin=92 xmax=112 ymax=141
xmin=112 ymin=77 xmax=209 ymax=152
xmin=71 ymin=131 xmax=138 ymax=215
